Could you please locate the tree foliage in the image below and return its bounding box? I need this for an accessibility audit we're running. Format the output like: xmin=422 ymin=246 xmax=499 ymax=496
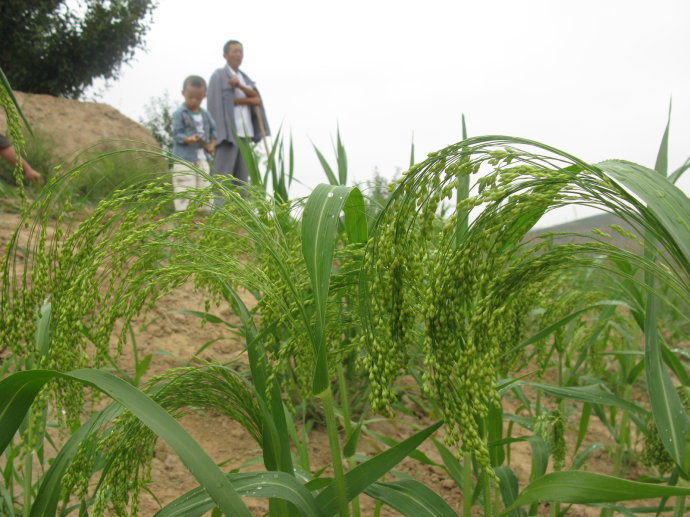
xmin=0 ymin=1 xmax=157 ymax=98
xmin=140 ymin=91 xmax=175 ymax=153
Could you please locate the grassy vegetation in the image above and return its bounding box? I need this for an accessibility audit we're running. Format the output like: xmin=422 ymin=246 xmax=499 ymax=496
xmin=1 ymin=72 xmax=690 ymax=517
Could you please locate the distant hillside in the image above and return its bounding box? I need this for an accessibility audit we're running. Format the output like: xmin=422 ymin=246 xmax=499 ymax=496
xmin=529 ymin=212 xmax=641 ymax=250
xmin=534 ymin=212 xmax=625 ymax=233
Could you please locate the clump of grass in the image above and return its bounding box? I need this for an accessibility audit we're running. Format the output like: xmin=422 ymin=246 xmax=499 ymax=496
xmin=57 ymin=145 xmax=173 ymax=207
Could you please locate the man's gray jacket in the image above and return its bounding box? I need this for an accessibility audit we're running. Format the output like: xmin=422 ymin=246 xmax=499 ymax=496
xmin=207 ymin=66 xmax=270 ymax=145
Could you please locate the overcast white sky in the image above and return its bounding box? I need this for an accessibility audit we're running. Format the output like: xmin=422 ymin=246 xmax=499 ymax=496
xmin=93 ymin=0 xmax=690 ymax=227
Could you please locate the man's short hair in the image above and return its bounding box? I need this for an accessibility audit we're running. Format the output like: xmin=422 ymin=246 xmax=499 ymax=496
xmin=223 ymin=40 xmax=242 ymax=54
xmin=182 ymin=75 xmax=207 ymax=91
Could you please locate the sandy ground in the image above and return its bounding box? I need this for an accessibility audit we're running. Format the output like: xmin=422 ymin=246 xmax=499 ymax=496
xmin=0 ymin=209 xmax=650 ymax=516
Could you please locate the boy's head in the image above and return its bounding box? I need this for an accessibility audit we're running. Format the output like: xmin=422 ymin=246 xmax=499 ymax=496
xmin=181 ymin=75 xmax=206 ymax=112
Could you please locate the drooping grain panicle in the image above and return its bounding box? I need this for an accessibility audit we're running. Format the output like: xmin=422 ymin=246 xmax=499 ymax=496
xmin=62 ymin=365 xmax=263 ymax=516
xmin=361 ymin=136 xmax=690 ymax=475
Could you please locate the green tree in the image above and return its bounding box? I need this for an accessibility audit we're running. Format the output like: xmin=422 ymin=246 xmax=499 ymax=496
xmin=0 ymin=1 xmax=157 ymax=98
xmin=140 ymin=91 xmax=175 ymax=153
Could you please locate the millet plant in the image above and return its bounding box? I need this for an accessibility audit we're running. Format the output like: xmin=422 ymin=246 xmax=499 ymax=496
xmin=2 ymin=70 xmax=690 ymax=516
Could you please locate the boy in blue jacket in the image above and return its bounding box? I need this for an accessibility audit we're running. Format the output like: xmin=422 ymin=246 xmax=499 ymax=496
xmin=171 ymin=75 xmax=217 ymax=212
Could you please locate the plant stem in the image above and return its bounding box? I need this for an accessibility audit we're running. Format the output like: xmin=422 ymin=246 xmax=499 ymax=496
xmin=482 ymin=469 xmax=492 ymax=517
xmin=321 ymin=386 xmax=350 ymax=517
xmin=22 ymin=448 xmax=32 ymax=517
xmin=613 ymin=412 xmax=628 ymax=476
xmin=337 ymin=365 xmax=352 ymax=435
xmin=551 ymin=501 xmax=559 ymax=517
xmin=673 ymin=495 xmax=686 ymax=517
xmin=337 ymin=364 xmax=360 ymax=517
xmin=374 ymin=501 xmax=382 ymax=517
xmin=463 ymin=452 xmax=473 ymax=517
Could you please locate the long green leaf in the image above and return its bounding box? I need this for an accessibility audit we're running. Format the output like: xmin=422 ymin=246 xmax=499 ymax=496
xmin=494 ymin=466 xmax=526 ymax=517
xmin=574 ymin=403 xmax=592 ymax=453
xmin=370 ymin=431 xmax=440 ymax=467
xmin=0 ymin=370 xmax=252 ymax=517
xmin=509 ymin=301 xmax=628 ymax=355
xmin=343 ymin=187 xmax=368 ymax=244
xmin=301 ymin=183 xmax=358 ymax=394
xmin=342 ymin=417 xmax=364 ymax=459
xmin=644 ymin=292 xmax=690 ymax=472
xmin=155 ymin=472 xmax=323 ymax=517
xmin=409 ymin=133 xmax=415 ymax=168
xmin=662 ymin=342 xmax=690 ymax=386
xmin=0 ymin=375 xmax=47 ymax=454
xmin=363 ymin=480 xmax=458 ymax=517
xmin=526 ymin=382 xmax=647 ymax=415
xmin=502 ymin=471 xmax=690 ymax=515
xmin=172 ymin=310 xmax=237 ymax=330
xmin=571 ymin=442 xmax=604 ymax=470
xmin=288 ymin=133 xmax=295 ymax=186
xmin=0 ymin=480 xmax=16 ymax=517
xmin=222 ymin=283 xmax=295 ymax=481
xmin=526 ymin=436 xmax=549 ymax=481
xmin=34 ymin=302 xmax=52 ymax=360
xmin=316 ymin=421 xmax=442 ymax=516
xmin=598 ymin=160 xmax=690 ymax=266
xmin=30 ymin=405 xmax=121 ymax=517
xmin=654 ymin=100 xmax=671 ymax=177
xmin=236 ymin=136 xmax=263 ymax=190
xmin=336 ymin=126 xmax=348 ymax=186
xmin=312 ymin=143 xmax=339 ymax=185
xmin=455 ymin=114 xmax=470 ymax=244
xmin=488 ymin=402 xmax=504 ymax=467
xmin=668 ymin=156 xmax=690 ymax=185
xmin=432 ymin=438 xmax=464 ymax=488
xmin=0 ymin=67 xmax=33 ymax=134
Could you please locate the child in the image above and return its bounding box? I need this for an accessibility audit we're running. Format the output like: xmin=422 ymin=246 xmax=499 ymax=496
xmin=171 ymin=75 xmax=217 ymax=212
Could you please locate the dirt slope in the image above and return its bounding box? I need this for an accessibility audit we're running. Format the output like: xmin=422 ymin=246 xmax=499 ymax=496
xmin=1 ymin=91 xmax=157 ymax=160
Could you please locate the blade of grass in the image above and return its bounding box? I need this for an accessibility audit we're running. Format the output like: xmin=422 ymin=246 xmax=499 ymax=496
xmin=598 ymin=160 xmax=690 ymax=267
xmin=336 ymin=126 xmax=348 ymax=186
xmin=30 ymin=405 xmax=121 ymax=517
xmin=312 ymin=143 xmax=339 ymax=186
xmin=301 ymin=183 xmax=360 ymax=394
xmin=0 ymin=67 xmax=33 ymax=134
xmin=409 ymin=133 xmax=415 ymax=168
xmin=316 ymin=421 xmax=442 ymax=516
xmin=525 ymin=382 xmax=647 ymax=416
xmin=504 ymin=301 xmax=628 ymax=357
xmin=363 ymin=480 xmax=458 ymax=517
xmin=34 ymin=302 xmax=51 ymax=361
xmin=668 ymin=156 xmax=690 ymax=185
xmin=526 ymin=436 xmax=549 ymax=481
xmin=0 ymin=370 xmax=253 ymax=517
xmin=155 ymin=472 xmax=323 ymax=517
xmin=456 ymin=114 xmax=470 ymax=245
xmin=502 ymin=471 xmax=690 ymax=515
xmin=494 ymin=466 xmax=526 ymax=517
xmin=644 ymin=292 xmax=690 ymax=472
xmin=654 ymin=100 xmax=671 ymax=177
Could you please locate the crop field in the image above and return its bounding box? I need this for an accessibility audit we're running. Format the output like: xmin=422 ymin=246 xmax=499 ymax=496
xmin=2 ymin=80 xmax=690 ymax=517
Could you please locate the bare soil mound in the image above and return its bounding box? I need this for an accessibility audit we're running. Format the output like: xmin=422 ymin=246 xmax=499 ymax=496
xmin=1 ymin=91 xmax=157 ymax=160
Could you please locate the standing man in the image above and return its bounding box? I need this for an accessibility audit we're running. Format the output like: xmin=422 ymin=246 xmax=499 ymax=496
xmin=207 ymin=40 xmax=269 ymax=194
